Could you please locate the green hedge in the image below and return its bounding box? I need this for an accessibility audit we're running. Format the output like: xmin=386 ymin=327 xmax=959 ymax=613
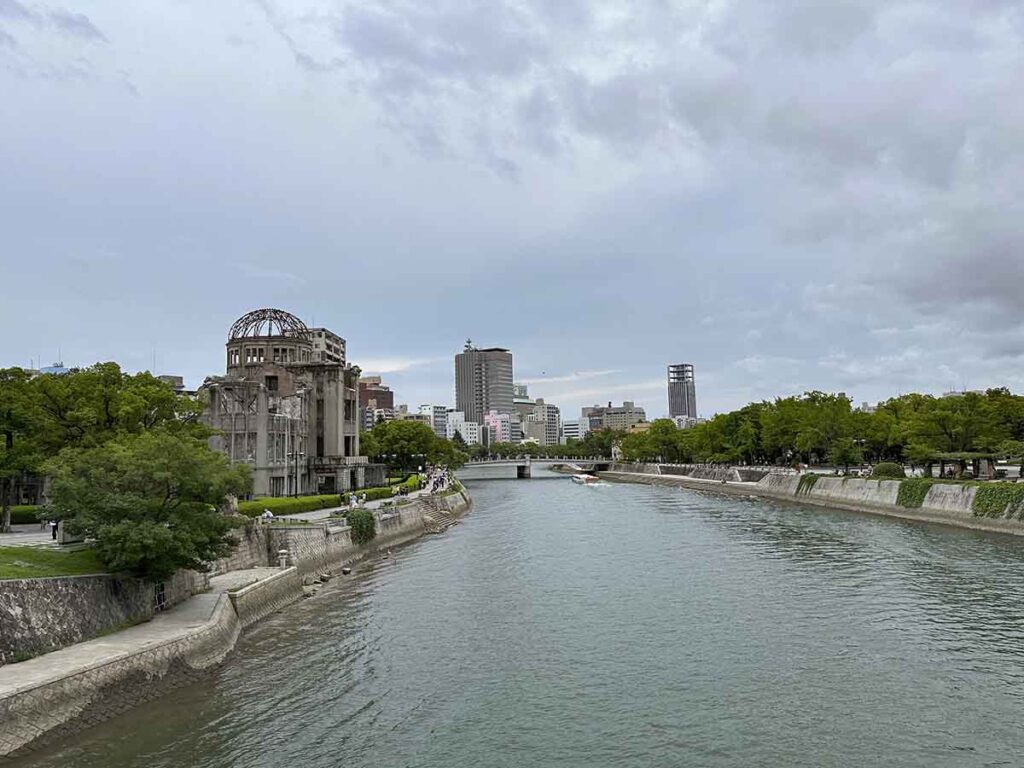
xmin=871 ymin=462 xmax=906 ymax=480
xmin=797 ymin=474 xmax=820 ymax=495
xmin=343 ymin=475 xmax=422 ymax=504
xmin=6 ymin=505 xmax=44 ymax=525
xmin=347 ymin=508 xmax=376 ymax=545
xmin=237 ymin=494 xmax=341 ymax=518
xmin=973 ymin=483 xmax=1024 ymax=519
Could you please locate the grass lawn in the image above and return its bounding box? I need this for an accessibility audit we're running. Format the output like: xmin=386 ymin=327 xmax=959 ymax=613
xmin=0 ymin=546 xmax=108 ymax=580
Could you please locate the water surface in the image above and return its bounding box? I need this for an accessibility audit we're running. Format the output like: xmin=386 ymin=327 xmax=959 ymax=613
xmin=17 ymin=479 xmax=1024 ymax=767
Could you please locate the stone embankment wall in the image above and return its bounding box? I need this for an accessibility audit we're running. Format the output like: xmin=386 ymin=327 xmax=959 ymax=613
xmin=269 ymin=489 xmax=472 ymax=578
xmin=0 ymin=576 xmax=151 ymax=665
xmin=0 ymin=569 xmax=208 ymax=668
xmin=600 ymin=467 xmax=1024 ymax=536
xmin=0 ymin=593 xmax=242 ymax=758
xmin=0 ymin=489 xmax=473 ymax=757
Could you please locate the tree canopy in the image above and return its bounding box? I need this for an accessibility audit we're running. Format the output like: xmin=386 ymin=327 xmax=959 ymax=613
xmin=1 ymin=363 xmax=252 ymax=577
xmin=361 ymin=419 xmax=468 ymax=470
xmin=617 ymin=389 xmax=1024 ymax=467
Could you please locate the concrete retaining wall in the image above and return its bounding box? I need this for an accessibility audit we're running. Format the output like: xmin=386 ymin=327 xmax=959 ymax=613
xmin=228 ymin=568 xmax=303 ymax=629
xmin=0 ymin=594 xmax=241 ymax=758
xmin=599 ymin=468 xmax=1024 ymax=536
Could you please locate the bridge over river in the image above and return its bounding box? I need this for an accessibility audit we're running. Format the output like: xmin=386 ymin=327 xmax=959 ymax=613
xmin=455 ymin=457 xmax=611 ymax=481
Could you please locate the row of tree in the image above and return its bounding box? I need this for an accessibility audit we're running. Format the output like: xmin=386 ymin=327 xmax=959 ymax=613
xmin=0 ymin=364 xmax=250 ymax=579
xmin=618 ymin=389 xmax=1024 ymax=468
xmin=360 ymin=419 xmax=468 ymax=471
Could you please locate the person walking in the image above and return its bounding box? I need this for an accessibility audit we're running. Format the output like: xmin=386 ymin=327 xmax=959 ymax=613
xmin=49 ymin=519 xmax=58 ymax=541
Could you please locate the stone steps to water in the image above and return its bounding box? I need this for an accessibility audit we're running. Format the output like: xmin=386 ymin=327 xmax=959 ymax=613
xmin=421 ymin=497 xmax=458 ymax=534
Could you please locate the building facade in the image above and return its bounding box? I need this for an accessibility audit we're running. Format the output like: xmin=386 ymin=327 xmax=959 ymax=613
xmin=483 ymin=410 xmax=512 ymax=443
xmin=583 ymin=401 xmax=647 ymax=431
xmin=445 ymin=410 xmax=482 ymax=445
xmin=526 ymin=399 xmax=561 ymax=446
xmin=201 ymin=308 xmax=385 ymax=497
xmin=561 ymin=419 xmax=590 ymax=444
xmin=359 ymin=376 xmax=395 ymax=430
xmin=455 ymin=341 xmax=514 ymax=424
xmin=418 ymin=404 xmax=449 ymax=438
xmin=668 ymin=363 xmax=697 ymax=419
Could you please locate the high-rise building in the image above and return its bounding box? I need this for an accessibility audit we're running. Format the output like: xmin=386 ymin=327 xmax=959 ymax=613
xmin=525 ymin=399 xmax=561 ymax=446
xmin=454 ymin=340 xmax=514 ymax=424
xmin=668 ymin=363 xmax=697 ymax=419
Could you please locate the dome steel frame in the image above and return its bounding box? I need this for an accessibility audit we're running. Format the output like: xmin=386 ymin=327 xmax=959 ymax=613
xmin=228 ymin=308 xmax=310 ymax=341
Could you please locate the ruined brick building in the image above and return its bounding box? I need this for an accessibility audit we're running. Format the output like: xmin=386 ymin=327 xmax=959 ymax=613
xmin=201 ymin=308 xmax=386 ymax=497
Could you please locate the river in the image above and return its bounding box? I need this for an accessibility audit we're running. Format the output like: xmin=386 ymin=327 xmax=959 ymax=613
xmin=14 ymin=478 xmax=1024 ymax=767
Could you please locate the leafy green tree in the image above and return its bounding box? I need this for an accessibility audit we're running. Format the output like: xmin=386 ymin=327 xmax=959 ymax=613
xmin=0 ymin=368 xmax=41 ymax=532
xmin=828 ymin=437 xmax=863 ymax=473
xmin=33 ymin=363 xmax=203 ymax=454
xmin=47 ymin=429 xmax=251 ymax=581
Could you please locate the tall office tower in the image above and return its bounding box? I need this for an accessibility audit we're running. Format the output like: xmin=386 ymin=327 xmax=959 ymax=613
xmin=454 ymin=340 xmax=514 ymax=424
xmin=668 ymin=363 xmax=697 ymax=418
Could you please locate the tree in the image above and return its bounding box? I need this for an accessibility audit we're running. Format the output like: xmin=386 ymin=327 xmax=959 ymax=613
xmin=828 ymin=437 xmax=863 ymax=473
xmin=32 ymin=363 xmax=204 ymax=454
xmin=47 ymin=429 xmax=251 ymax=581
xmin=0 ymin=368 xmax=41 ymax=532
xmin=361 ymin=419 xmax=466 ymax=471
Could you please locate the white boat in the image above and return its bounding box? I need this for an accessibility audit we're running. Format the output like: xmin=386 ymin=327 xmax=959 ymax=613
xmin=571 ymin=474 xmax=600 ymax=485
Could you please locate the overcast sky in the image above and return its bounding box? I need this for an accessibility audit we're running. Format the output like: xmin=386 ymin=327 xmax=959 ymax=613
xmin=3 ymin=1 xmax=1024 ymax=421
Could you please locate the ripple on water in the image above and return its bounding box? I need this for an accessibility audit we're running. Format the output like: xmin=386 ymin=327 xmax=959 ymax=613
xmin=14 ymin=479 xmax=1024 ymax=768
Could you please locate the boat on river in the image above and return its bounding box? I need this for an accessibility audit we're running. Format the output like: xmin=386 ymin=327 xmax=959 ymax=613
xmin=571 ymin=474 xmax=600 ymax=485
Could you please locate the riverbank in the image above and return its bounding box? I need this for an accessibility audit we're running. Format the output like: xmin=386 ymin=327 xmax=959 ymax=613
xmin=598 ymin=468 xmax=1024 ymax=537
xmin=0 ymin=488 xmax=472 ymax=759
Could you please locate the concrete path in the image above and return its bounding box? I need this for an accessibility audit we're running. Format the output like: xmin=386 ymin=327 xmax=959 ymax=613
xmin=0 ymin=529 xmax=59 ymax=549
xmin=0 ymin=567 xmax=281 ymax=698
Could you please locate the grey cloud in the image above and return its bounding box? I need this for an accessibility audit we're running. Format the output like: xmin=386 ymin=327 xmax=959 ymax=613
xmin=0 ymin=27 xmax=15 ymax=47
xmin=48 ymin=9 xmax=106 ymax=42
xmin=0 ymin=0 xmax=31 ymax=20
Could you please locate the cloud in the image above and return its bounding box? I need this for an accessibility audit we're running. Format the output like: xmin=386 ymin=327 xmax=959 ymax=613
xmin=541 ymin=379 xmax=665 ymax=407
xmin=517 ymin=369 xmax=619 ymax=385
xmin=354 ymin=356 xmax=447 ymax=374
xmin=48 ymin=9 xmax=106 ymax=42
xmin=0 ymin=0 xmax=31 ymax=21
xmin=235 ymin=263 xmax=306 ymax=285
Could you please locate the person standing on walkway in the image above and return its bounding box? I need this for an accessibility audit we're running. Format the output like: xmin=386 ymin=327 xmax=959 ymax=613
xmin=49 ymin=520 xmax=58 ymax=541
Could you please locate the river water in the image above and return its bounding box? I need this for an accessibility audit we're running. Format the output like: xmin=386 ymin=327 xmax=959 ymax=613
xmin=15 ymin=478 xmax=1024 ymax=767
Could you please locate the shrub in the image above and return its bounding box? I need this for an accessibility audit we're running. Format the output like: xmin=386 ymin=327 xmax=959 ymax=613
xmin=896 ymin=478 xmax=935 ymax=508
xmin=973 ymin=483 xmax=1024 ymax=519
xmin=797 ymin=474 xmax=820 ymax=495
xmin=8 ymin=505 xmax=43 ymax=525
xmin=871 ymin=462 xmax=906 ymax=480
xmin=237 ymin=494 xmax=341 ymax=518
xmin=347 ymin=508 xmax=376 ymax=545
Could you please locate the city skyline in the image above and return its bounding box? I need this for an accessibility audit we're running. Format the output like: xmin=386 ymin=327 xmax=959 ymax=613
xmin=5 ymin=324 xmax=1020 ymax=426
